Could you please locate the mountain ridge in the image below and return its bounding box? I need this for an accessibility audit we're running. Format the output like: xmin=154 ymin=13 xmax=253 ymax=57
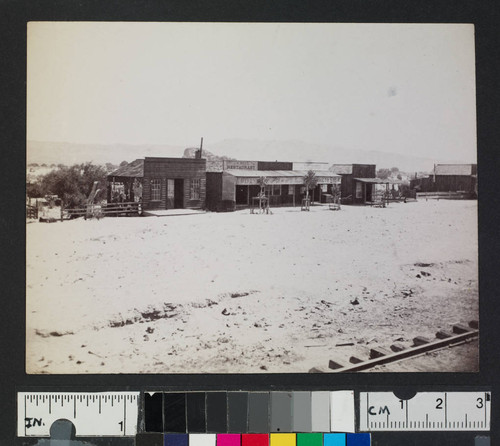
xmin=27 ymin=139 xmax=475 ymax=173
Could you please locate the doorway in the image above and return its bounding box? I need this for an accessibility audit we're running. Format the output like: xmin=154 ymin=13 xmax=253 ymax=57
xmin=166 ymin=179 xmax=184 ymax=209
xmin=174 ymin=178 xmax=184 ymax=208
xmin=236 ymin=185 xmax=249 ymax=205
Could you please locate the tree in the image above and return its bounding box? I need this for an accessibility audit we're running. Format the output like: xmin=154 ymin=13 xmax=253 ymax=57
xmin=37 ymin=162 xmax=108 ymax=208
xmin=390 ymin=166 xmax=400 ymax=173
xmin=377 ymin=168 xmax=391 ymax=180
xmin=303 ymin=170 xmax=318 ymax=200
xmin=119 ymin=160 xmax=128 ymax=167
xmin=26 ymin=182 xmax=44 ymax=198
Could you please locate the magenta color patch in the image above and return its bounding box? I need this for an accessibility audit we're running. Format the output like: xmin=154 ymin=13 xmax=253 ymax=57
xmin=217 ymin=434 xmax=242 ymax=446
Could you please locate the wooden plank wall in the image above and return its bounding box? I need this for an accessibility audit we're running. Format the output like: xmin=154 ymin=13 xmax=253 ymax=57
xmin=143 ymin=158 xmax=206 ymax=209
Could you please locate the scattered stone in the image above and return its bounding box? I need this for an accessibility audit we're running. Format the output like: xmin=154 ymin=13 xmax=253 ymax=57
xmin=231 ymin=292 xmax=249 ymax=298
xmin=146 ymin=327 xmax=154 ymax=334
xmin=350 ymin=298 xmax=360 ymax=305
xmin=349 ymin=356 xmax=363 ymax=364
xmin=221 ymin=308 xmax=230 ymax=316
xmin=421 ymin=271 xmax=431 ymax=277
xmin=260 ymin=365 xmax=268 ymax=371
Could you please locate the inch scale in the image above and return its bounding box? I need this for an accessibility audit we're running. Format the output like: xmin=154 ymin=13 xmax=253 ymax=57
xmin=360 ymin=392 xmax=491 ymax=432
xmin=17 ymin=392 xmax=139 ymax=437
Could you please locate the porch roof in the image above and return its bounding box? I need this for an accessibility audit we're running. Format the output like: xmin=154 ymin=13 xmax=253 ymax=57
xmin=354 ymin=177 xmax=391 ymax=184
xmin=225 ymin=169 xmax=341 ymax=185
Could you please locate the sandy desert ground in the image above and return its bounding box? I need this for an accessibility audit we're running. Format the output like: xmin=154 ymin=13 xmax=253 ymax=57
xmin=26 ymin=200 xmax=478 ymax=373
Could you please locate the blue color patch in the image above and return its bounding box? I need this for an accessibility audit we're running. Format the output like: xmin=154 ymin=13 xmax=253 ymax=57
xmin=165 ymin=433 xmax=189 ymax=446
xmin=324 ymin=433 xmax=346 ymax=446
xmin=346 ymin=433 xmax=370 ymax=446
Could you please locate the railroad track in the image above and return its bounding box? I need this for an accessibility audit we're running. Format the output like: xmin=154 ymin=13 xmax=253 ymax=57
xmin=309 ymin=320 xmax=478 ymax=373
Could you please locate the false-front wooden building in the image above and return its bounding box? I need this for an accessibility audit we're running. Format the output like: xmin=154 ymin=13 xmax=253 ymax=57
xmin=329 ymin=164 xmax=386 ymax=204
xmin=206 ymin=160 xmax=340 ymax=211
xmin=107 ymin=157 xmax=206 ymax=210
xmin=142 ymin=157 xmax=206 ymax=210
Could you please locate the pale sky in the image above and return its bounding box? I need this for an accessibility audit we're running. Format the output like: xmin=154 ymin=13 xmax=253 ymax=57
xmin=27 ymin=22 xmax=477 ymax=162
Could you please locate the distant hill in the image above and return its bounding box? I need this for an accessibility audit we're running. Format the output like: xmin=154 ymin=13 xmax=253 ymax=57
xmin=204 ymin=139 xmax=473 ymax=173
xmin=27 ymin=139 xmax=474 ymax=174
xmin=27 ymin=141 xmax=185 ymax=166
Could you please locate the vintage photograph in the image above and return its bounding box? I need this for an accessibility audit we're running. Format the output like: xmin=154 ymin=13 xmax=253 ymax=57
xmin=26 ymin=22 xmax=478 ymax=374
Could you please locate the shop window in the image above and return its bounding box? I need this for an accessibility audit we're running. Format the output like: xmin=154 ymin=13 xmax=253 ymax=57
xmin=191 ymin=178 xmax=201 ymax=200
xmin=151 ymin=179 xmax=161 ymax=201
xmin=356 ymin=182 xmax=363 ymax=199
xmin=288 ymin=185 xmax=295 ymax=195
xmin=270 ymin=184 xmax=281 ymax=196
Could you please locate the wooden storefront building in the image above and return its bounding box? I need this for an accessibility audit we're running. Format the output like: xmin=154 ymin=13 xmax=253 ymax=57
xmin=143 ymin=157 xmax=206 ymax=210
xmin=206 ymin=160 xmax=340 ymax=211
xmin=329 ymin=164 xmax=385 ymax=204
xmin=410 ymin=164 xmax=477 ymax=196
xmin=107 ymin=157 xmax=206 ymax=210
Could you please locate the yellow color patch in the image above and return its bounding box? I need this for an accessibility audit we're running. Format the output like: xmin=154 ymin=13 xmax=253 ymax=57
xmin=270 ymin=433 xmax=296 ymax=446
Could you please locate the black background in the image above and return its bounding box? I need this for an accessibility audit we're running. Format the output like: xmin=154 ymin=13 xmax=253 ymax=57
xmin=1 ymin=1 xmax=499 ymax=445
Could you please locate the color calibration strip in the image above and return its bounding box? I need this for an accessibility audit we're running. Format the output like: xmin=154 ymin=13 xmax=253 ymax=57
xmin=136 ymin=432 xmax=370 ymax=446
xmin=144 ymin=392 xmax=355 ymax=434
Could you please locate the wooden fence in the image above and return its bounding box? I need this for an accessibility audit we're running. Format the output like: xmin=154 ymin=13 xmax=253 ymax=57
xmin=62 ymin=202 xmax=142 ymax=220
xmin=416 ymin=191 xmax=476 ymax=200
xmin=26 ymin=205 xmax=38 ymax=219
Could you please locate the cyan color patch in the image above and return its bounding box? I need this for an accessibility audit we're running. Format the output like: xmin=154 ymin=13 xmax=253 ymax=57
xmin=324 ymin=433 xmax=346 ymax=446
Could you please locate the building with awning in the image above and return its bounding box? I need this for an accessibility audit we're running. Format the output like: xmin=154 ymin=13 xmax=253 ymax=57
xmin=329 ymin=164 xmax=383 ymax=204
xmin=107 ymin=159 xmax=144 ymax=203
xmin=206 ymin=166 xmax=341 ymax=211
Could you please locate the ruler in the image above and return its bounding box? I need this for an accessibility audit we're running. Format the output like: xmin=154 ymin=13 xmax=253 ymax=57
xmin=359 ymin=392 xmax=491 ymax=431
xmin=17 ymin=392 xmax=139 ymax=437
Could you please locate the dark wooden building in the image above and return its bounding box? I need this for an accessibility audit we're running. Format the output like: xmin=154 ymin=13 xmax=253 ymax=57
xmin=107 ymin=157 xmax=206 ymax=210
xmin=142 ymin=157 xmax=206 ymax=210
xmin=410 ymin=164 xmax=477 ymax=196
xmin=329 ymin=164 xmax=380 ymax=204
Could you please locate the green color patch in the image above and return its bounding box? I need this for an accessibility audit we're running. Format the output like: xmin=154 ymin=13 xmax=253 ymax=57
xmin=297 ymin=433 xmax=323 ymax=446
